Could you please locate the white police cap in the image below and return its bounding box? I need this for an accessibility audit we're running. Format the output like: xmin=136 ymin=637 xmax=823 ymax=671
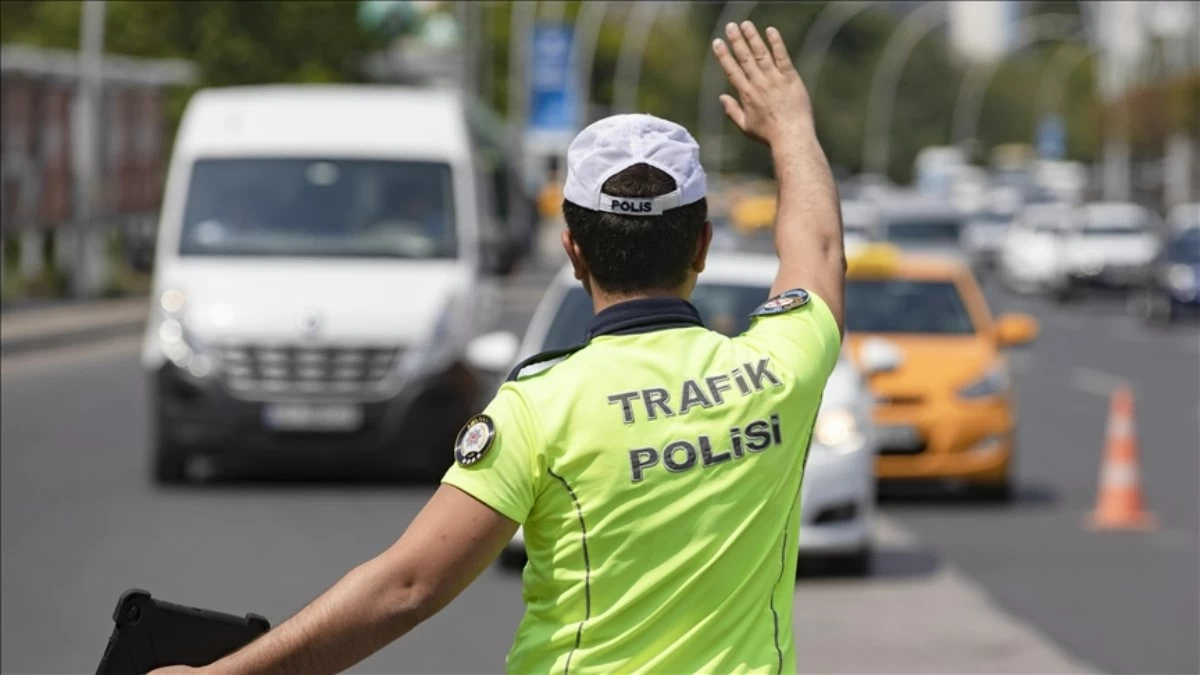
xmin=562 ymin=114 xmax=707 ymax=217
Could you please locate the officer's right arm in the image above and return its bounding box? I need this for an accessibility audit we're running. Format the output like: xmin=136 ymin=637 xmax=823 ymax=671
xmin=713 ymin=22 xmax=845 ymax=335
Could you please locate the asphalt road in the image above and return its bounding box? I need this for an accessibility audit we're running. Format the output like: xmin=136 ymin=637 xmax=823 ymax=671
xmin=1 ymin=262 xmax=1196 ymax=674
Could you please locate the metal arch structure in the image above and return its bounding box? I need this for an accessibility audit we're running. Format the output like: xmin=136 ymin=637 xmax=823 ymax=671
xmin=950 ymin=14 xmax=1085 ymax=148
xmin=612 ymin=1 xmax=664 ymax=114
xmin=506 ymin=0 xmax=538 ymax=140
xmin=861 ymin=1 xmax=949 ymax=177
xmin=696 ymin=2 xmax=760 ymax=173
xmin=1035 ymin=42 xmax=1099 ymax=126
xmin=795 ymin=1 xmax=873 ymax=101
xmin=572 ymin=0 xmax=610 ymax=126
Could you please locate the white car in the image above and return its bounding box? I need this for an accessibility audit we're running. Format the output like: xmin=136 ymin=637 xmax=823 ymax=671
xmin=962 ymin=187 xmax=1022 ymax=271
xmin=469 ymin=254 xmax=896 ymax=576
xmin=841 ymin=200 xmax=879 ymax=255
xmin=875 ymin=192 xmax=969 ymax=264
xmin=1167 ymin=203 xmax=1200 ymax=234
xmin=1000 ymin=201 xmax=1161 ymax=300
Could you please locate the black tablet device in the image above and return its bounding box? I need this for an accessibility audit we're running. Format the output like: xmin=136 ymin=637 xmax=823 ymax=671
xmin=96 ymin=589 xmax=270 ymax=675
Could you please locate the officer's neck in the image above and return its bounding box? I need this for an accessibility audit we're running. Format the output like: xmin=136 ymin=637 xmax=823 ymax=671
xmin=590 ymin=288 xmax=689 ymax=315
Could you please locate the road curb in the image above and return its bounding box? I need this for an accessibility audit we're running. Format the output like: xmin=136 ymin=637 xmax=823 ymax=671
xmin=0 ymin=318 xmax=146 ymax=357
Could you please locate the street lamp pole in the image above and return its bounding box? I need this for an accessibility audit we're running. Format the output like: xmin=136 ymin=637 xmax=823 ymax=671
xmin=950 ymin=14 xmax=1083 ymax=148
xmin=572 ymin=0 xmax=609 ymax=126
xmin=697 ymin=2 xmax=760 ymax=178
xmin=796 ymin=1 xmax=872 ymax=101
xmin=507 ymin=0 xmax=538 ymax=144
xmin=862 ymin=1 xmax=948 ymax=178
xmin=612 ymin=1 xmax=662 ymax=114
xmin=72 ymin=0 xmax=106 ymax=298
xmin=1034 ymin=43 xmax=1096 ymax=138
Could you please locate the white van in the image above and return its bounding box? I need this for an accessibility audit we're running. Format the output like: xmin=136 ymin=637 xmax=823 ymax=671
xmin=142 ymin=85 xmax=515 ymax=483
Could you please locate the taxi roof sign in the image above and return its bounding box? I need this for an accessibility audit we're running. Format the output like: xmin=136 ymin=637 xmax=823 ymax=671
xmin=846 ymin=244 xmax=901 ymax=278
xmin=731 ymin=196 xmax=777 ymax=232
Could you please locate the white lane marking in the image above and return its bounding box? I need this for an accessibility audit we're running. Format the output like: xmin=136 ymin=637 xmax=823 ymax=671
xmin=1070 ymin=366 xmax=1134 ymax=397
xmin=0 ymin=335 xmax=142 ymax=380
xmin=795 ymin=514 xmax=1098 ymax=674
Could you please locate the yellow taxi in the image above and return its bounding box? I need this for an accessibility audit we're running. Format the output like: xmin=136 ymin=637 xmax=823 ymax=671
xmin=845 ymin=245 xmax=1039 ymax=500
xmin=730 ymin=194 xmax=777 ymax=234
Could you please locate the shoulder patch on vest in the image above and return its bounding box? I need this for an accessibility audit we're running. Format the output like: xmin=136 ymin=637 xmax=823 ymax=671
xmin=750 ymin=288 xmax=811 ymax=317
xmin=454 ymin=414 xmax=495 ymax=466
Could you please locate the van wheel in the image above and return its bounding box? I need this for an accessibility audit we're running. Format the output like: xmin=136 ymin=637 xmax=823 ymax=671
xmin=152 ymin=440 xmax=189 ymax=484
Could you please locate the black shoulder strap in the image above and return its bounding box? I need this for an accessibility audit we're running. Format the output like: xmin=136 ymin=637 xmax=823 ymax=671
xmin=505 ymin=343 xmax=588 ymax=382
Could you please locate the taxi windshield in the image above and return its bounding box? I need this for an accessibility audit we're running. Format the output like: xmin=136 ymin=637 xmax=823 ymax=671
xmin=541 ymin=284 xmax=771 ymax=350
xmin=846 ymin=279 xmax=975 ymax=334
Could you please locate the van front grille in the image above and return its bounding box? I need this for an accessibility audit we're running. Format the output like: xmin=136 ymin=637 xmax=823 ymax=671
xmin=216 ymin=344 xmax=401 ymax=397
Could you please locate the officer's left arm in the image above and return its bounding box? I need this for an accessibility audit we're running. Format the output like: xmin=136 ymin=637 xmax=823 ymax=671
xmin=152 ymin=485 xmax=518 ymax=675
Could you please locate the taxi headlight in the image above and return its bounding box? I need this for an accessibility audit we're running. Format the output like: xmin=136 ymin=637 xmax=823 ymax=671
xmin=1166 ymin=264 xmax=1196 ymax=292
xmin=958 ymin=364 xmax=1010 ymax=399
xmin=814 ymin=408 xmax=864 ymax=453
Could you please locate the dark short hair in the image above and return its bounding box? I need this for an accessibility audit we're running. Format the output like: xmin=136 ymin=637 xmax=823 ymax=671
xmin=562 ymin=163 xmax=708 ymax=294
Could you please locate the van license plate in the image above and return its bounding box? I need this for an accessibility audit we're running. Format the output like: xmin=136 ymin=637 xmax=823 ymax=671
xmin=263 ymin=403 xmax=363 ymax=432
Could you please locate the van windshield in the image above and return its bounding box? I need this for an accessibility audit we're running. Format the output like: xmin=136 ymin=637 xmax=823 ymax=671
xmin=179 ymin=158 xmax=457 ymax=259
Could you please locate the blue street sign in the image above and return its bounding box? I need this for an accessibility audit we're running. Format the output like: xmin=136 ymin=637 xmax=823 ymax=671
xmin=1037 ymin=114 xmax=1065 ymax=160
xmin=528 ymin=24 xmax=578 ymax=133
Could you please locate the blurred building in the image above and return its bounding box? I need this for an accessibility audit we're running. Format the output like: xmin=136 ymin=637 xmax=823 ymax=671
xmin=0 ymin=45 xmax=193 ymax=241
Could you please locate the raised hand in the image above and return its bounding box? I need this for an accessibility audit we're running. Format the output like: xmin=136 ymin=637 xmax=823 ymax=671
xmin=711 ymin=22 xmax=814 ymax=147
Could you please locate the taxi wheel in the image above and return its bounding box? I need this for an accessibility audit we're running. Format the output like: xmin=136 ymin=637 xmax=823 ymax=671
xmin=973 ymin=480 xmax=1013 ymax=503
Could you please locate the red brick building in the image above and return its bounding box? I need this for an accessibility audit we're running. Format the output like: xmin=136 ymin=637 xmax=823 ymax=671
xmin=0 ymin=45 xmax=194 ymax=235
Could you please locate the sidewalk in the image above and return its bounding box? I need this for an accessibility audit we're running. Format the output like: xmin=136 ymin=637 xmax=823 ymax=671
xmin=0 ymin=296 xmax=149 ymax=356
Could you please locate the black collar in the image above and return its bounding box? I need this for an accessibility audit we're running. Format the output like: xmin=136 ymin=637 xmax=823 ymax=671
xmin=506 ymin=297 xmax=705 ymax=382
xmin=585 ymin=296 xmax=705 ymax=339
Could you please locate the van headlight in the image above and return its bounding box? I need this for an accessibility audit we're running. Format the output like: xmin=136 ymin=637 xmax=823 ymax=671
xmin=1166 ymin=264 xmax=1196 ymax=292
xmin=814 ymin=408 xmax=864 ymax=454
xmin=958 ymin=364 xmax=1010 ymax=399
xmin=156 ymin=289 xmax=216 ymax=379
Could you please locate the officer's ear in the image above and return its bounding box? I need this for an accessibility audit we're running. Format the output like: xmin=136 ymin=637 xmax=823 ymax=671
xmin=692 ymin=220 xmax=714 ymax=274
xmin=562 ymin=229 xmax=589 ymax=281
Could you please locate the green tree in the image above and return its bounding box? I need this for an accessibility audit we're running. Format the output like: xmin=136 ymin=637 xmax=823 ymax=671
xmin=1 ymin=0 xmax=380 ymax=131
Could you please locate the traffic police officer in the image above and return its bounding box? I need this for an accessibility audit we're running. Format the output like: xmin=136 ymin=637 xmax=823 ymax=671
xmin=152 ymin=20 xmax=845 ymax=675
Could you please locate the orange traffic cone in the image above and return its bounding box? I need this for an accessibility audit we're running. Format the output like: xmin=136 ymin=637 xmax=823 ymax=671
xmin=1087 ymin=386 xmax=1156 ymax=531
